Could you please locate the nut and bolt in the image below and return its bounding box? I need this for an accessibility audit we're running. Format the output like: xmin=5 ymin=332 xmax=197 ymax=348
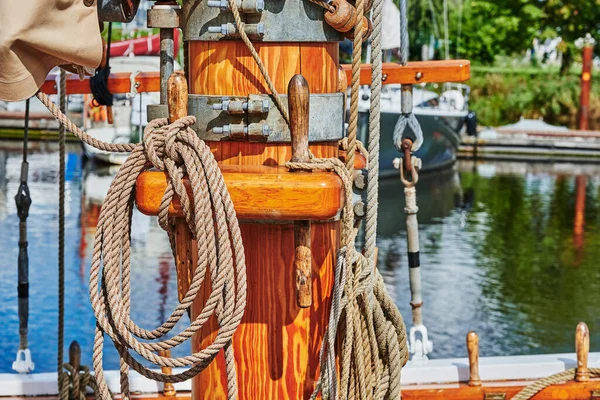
xmin=212 ymin=98 xmax=270 ymax=114
xmin=207 ymin=23 xmax=265 ymax=38
xmin=213 ymin=123 xmax=271 ymax=137
xmin=207 ymin=0 xmax=264 ymax=12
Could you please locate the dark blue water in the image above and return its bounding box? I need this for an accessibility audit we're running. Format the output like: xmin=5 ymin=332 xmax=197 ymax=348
xmin=0 ymin=143 xmax=190 ymax=373
xmin=0 ymin=143 xmax=599 ymax=373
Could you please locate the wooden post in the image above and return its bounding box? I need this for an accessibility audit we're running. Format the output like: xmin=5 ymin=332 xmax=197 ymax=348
xmin=466 ymin=331 xmax=481 ymax=387
xmin=168 ymin=71 xmax=188 ymax=122
xmin=575 ymin=322 xmax=590 ymax=382
xmin=579 ymin=43 xmax=594 ymax=130
xmin=68 ymin=341 xmax=81 ymax=372
xmin=288 ymin=74 xmax=312 ymax=308
xmin=185 ymin=40 xmax=340 ymax=399
xmin=158 ymin=350 xmax=177 ymax=397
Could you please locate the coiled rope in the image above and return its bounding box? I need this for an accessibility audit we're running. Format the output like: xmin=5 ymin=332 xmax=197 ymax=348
xmin=285 ymin=155 xmax=409 ymax=400
xmin=38 ymin=0 xmax=409 ymax=395
xmin=37 ymin=92 xmax=247 ymax=400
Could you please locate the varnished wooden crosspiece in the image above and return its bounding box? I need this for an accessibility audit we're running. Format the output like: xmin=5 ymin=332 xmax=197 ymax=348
xmin=342 ymin=60 xmax=471 ymax=85
xmin=576 ymin=321 xmax=590 ymax=382
xmin=288 ymin=74 xmax=313 ymax=309
xmin=467 ymin=331 xmax=481 ymax=387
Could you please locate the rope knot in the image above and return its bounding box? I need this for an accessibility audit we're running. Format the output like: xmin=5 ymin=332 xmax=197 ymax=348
xmin=142 ymin=116 xmax=197 ymax=171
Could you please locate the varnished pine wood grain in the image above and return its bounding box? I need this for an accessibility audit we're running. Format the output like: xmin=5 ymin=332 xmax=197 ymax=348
xmin=39 ymin=60 xmax=467 ymax=95
xmin=341 ymin=60 xmax=471 ymax=85
xmin=288 ymin=74 xmax=313 ymax=308
xmin=182 ymin=40 xmax=341 ymax=400
xmin=136 ymin=166 xmax=344 ymax=220
xmin=41 ymin=72 xmax=162 ymax=94
xmin=188 ymin=223 xmax=338 ymax=399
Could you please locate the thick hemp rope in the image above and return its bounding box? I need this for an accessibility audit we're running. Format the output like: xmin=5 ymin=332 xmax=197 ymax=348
xmin=512 ymin=368 xmax=600 ymax=400
xmin=285 ymin=156 xmax=409 ymax=400
xmin=37 ymin=92 xmax=247 ymax=400
xmin=346 ymin=0 xmax=365 ymax=172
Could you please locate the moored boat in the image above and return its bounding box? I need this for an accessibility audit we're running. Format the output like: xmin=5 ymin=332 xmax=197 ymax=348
xmin=3 ymin=0 xmax=598 ymax=399
xmin=359 ymin=83 xmax=469 ymax=176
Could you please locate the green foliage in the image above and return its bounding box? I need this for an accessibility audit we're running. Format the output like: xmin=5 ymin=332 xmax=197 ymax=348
xmin=468 ymin=70 xmax=600 ymax=128
xmin=408 ymin=0 xmax=600 ymax=67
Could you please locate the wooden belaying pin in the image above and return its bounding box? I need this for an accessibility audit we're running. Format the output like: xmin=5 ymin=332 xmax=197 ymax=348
xmin=68 ymin=341 xmax=81 ymax=372
xmin=168 ymin=71 xmax=189 ymax=122
xmin=466 ymin=331 xmax=482 ymax=387
xmin=158 ymin=349 xmax=177 ymax=396
xmin=288 ymin=74 xmax=312 ymax=309
xmin=575 ymin=321 xmax=590 ymax=382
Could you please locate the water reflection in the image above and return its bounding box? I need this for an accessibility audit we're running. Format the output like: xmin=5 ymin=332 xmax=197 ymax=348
xmin=0 ymin=143 xmax=599 ymax=371
xmin=379 ymin=160 xmax=600 ymax=359
xmin=0 ymin=146 xmax=188 ymax=372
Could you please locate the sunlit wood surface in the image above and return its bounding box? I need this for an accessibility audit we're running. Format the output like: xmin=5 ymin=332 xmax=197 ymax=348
xmin=177 ymin=41 xmax=341 ymax=399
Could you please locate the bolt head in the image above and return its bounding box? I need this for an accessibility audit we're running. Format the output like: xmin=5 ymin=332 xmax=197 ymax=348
xmin=261 ymin=124 xmax=272 ymax=136
xmin=382 ymin=74 xmax=388 ymax=82
xmin=415 ymin=71 xmax=423 ymax=80
xmin=261 ymin=100 xmax=270 ymax=113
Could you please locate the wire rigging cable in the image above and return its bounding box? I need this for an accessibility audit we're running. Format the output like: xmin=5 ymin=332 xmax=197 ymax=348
xmin=12 ymin=97 xmax=34 ymax=374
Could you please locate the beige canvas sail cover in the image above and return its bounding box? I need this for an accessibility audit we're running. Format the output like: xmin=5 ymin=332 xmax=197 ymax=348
xmin=0 ymin=0 xmax=103 ymax=102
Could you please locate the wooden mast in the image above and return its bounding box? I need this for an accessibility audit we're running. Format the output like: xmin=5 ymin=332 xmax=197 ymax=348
xmin=182 ymin=30 xmax=341 ymax=400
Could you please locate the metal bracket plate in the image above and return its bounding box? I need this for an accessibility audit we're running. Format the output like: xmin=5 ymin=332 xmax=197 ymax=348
xmin=187 ymin=93 xmax=344 ymax=143
xmin=182 ymin=0 xmax=343 ymax=42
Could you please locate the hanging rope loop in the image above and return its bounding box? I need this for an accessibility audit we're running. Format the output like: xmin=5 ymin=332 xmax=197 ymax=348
xmin=88 ymin=115 xmax=247 ymax=400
